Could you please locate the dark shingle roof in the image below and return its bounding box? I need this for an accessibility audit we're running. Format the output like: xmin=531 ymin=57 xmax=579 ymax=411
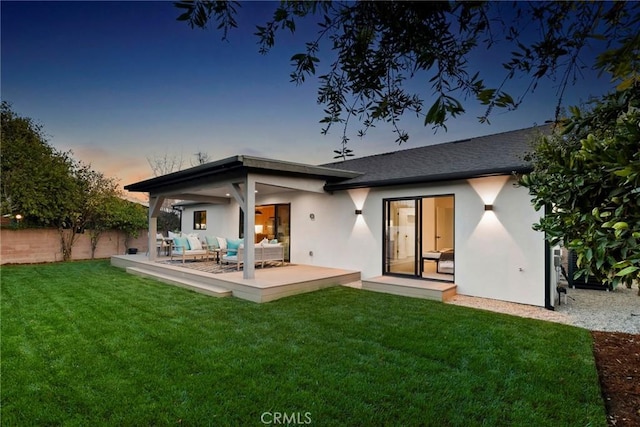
xmin=322 ymin=125 xmax=551 ymax=190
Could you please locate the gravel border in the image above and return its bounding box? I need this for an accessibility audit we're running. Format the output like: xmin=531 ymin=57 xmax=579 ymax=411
xmin=447 ymin=285 xmax=639 ymax=334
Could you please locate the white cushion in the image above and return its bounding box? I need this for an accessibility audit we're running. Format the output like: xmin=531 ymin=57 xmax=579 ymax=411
xmin=260 ymin=237 xmax=269 ymax=246
xmin=216 ymin=237 xmax=227 ymax=250
xmin=168 ymin=231 xmax=179 ymax=239
xmin=187 ymin=236 xmax=202 ymax=251
xmin=262 ymin=243 xmax=282 ymax=248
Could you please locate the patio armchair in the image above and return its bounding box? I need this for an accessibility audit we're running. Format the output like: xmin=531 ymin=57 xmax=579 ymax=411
xmin=156 ymin=233 xmax=170 ymax=256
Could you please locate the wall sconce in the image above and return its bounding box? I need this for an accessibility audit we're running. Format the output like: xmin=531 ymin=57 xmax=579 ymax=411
xmin=355 ymin=209 xmax=363 ymax=215
xmin=484 ymin=204 xmax=494 ymax=211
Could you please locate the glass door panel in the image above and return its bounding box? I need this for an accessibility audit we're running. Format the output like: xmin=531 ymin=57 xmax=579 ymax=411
xmin=385 ymin=195 xmax=454 ymax=281
xmin=240 ymin=203 xmax=291 ymax=262
xmin=275 ymin=204 xmax=290 ymax=261
xmin=385 ymin=199 xmax=417 ymax=275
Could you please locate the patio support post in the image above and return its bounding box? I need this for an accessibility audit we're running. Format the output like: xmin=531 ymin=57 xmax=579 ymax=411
xmin=243 ymin=176 xmax=256 ymax=279
xmin=229 ymin=178 xmax=256 ymax=279
xmin=148 ymin=195 xmax=165 ymax=261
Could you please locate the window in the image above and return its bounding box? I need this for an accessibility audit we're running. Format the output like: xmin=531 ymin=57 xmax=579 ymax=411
xmin=194 ymin=210 xmax=207 ymax=230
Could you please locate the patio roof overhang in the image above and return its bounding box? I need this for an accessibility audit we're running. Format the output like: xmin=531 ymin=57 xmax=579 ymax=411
xmin=125 ymin=155 xmax=362 ymax=198
xmin=124 ymin=155 xmax=362 ymax=279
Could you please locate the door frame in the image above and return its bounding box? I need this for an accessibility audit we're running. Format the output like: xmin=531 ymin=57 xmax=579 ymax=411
xmin=382 ymin=195 xmax=455 ymax=281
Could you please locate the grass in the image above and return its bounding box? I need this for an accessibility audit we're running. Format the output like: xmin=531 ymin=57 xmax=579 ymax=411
xmin=1 ymin=260 xmax=606 ymax=426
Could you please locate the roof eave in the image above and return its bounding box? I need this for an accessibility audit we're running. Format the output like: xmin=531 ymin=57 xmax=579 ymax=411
xmin=124 ymin=154 xmax=362 ymax=193
xmin=324 ymin=165 xmax=532 ymax=191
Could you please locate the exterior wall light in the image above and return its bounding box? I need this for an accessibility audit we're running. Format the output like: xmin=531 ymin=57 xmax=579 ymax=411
xmin=484 ymin=204 xmax=494 ymax=211
xmin=355 ymin=209 xmax=363 ymax=215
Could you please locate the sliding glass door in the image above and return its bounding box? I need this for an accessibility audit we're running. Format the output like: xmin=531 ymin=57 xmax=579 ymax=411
xmin=239 ymin=203 xmax=291 ymax=261
xmin=384 ymin=196 xmax=454 ymax=281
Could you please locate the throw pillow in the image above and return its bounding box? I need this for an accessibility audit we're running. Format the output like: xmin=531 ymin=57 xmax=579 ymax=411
xmin=226 ymin=238 xmax=243 ymax=256
xmin=216 ymin=237 xmax=227 ymax=250
xmin=269 ymin=239 xmax=278 ymax=244
xmin=187 ymin=236 xmax=202 ymax=251
xmin=205 ymin=235 xmax=219 ymax=249
xmin=173 ymin=236 xmax=190 ymax=252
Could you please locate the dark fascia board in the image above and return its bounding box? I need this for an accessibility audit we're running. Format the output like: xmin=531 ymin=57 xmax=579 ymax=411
xmin=239 ymin=155 xmax=362 ymax=180
xmin=124 ymin=155 xmax=244 ymax=192
xmin=324 ymin=165 xmax=532 ymax=191
xmin=125 ymin=154 xmax=362 ymax=193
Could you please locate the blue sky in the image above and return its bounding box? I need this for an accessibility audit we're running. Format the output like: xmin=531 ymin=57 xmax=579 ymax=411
xmin=2 ymin=1 xmax=618 ymax=198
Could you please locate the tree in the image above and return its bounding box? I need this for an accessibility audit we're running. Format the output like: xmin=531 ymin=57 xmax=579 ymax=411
xmin=80 ymin=168 xmax=122 ymax=259
xmin=147 ymin=150 xmax=209 ymax=233
xmin=519 ymin=86 xmax=640 ymax=293
xmin=158 ymin=209 xmax=181 ymax=234
xmin=174 ymin=1 xmax=639 ymax=157
xmin=109 ymin=199 xmax=148 ymax=253
xmin=147 ymin=151 xmax=185 ymax=177
xmin=37 ymin=151 xmax=124 ymax=261
xmin=1 ymin=102 xmax=80 ymax=228
xmin=2 ymin=102 xmax=149 ymax=260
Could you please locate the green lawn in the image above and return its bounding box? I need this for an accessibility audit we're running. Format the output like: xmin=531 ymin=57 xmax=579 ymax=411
xmin=1 ymin=260 xmax=606 ymax=426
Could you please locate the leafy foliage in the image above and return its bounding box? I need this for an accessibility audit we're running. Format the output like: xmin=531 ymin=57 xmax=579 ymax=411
xmin=520 ymin=87 xmax=640 ymax=290
xmin=1 ymin=102 xmax=80 ymax=227
xmin=82 ymin=169 xmax=127 ymax=258
xmin=108 ymin=199 xmax=148 ymax=250
xmin=158 ymin=209 xmax=181 ymax=234
xmin=1 ymin=102 xmax=148 ymax=259
xmin=173 ymin=1 xmax=639 ymax=158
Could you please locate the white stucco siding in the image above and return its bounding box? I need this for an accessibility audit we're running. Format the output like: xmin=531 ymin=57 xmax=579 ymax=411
xmin=458 ymin=176 xmax=546 ymax=306
xmin=264 ymin=190 xmax=381 ymax=275
xmin=179 ymin=203 xmax=239 ymax=238
xmin=178 ymin=175 xmax=547 ymax=307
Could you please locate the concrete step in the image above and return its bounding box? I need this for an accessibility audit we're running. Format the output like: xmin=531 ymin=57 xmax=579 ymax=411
xmin=126 ymin=267 xmax=232 ymax=298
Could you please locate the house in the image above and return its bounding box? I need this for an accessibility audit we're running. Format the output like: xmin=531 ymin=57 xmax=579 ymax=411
xmin=124 ymin=125 xmax=559 ymax=308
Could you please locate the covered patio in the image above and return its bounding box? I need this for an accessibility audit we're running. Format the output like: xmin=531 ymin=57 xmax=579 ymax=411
xmin=113 ymin=156 xmax=363 ymax=302
xmin=122 ymin=155 xmax=361 ymax=281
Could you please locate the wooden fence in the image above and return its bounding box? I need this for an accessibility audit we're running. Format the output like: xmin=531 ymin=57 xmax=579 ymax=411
xmin=1 ymin=228 xmax=149 ymax=265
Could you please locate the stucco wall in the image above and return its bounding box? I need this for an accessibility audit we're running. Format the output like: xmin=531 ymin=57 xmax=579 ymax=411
xmin=1 ymin=228 xmax=149 ymax=265
xmin=179 ymin=175 xmax=548 ymax=306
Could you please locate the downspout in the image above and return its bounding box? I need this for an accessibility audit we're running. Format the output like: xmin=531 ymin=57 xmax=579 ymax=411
xmin=544 ymin=203 xmax=554 ymax=310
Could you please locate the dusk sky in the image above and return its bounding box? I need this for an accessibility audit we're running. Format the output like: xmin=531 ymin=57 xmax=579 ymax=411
xmin=2 ymin=1 xmax=619 ymax=200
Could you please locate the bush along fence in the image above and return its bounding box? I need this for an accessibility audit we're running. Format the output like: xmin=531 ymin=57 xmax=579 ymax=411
xmin=1 ymin=228 xmax=148 ymax=265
